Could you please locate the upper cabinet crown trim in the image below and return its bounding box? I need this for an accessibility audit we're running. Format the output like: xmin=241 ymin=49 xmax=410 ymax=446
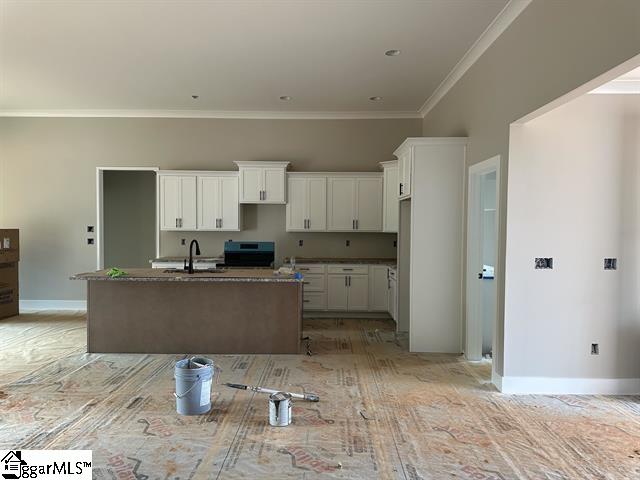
xmin=233 ymin=161 xmax=290 ymax=169
xmin=158 ymin=170 xmax=238 ymax=177
xmin=394 ymin=137 xmax=468 ymax=156
xmin=379 ymin=160 xmax=398 ymax=169
xmin=289 ymin=171 xmax=383 ymax=178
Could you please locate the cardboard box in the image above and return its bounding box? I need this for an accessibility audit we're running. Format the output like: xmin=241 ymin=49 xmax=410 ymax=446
xmin=0 ymin=229 xmax=19 ymax=264
xmin=0 ymin=263 xmax=18 ymax=319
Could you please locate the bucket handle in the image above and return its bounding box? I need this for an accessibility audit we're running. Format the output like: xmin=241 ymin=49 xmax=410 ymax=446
xmin=173 ymin=365 xmax=222 ymax=399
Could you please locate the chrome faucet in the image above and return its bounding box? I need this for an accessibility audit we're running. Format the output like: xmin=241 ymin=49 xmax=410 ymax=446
xmin=187 ymin=239 xmax=201 ymax=274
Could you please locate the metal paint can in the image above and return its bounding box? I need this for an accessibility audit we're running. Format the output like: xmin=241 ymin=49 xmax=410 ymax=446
xmin=269 ymin=392 xmax=292 ymax=427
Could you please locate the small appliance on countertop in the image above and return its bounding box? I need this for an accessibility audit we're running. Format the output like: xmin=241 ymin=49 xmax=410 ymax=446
xmin=222 ymin=241 xmax=275 ymax=268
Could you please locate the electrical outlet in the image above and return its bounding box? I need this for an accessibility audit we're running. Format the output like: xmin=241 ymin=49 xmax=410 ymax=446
xmin=535 ymin=258 xmax=553 ymax=269
xmin=393 ymin=240 xmax=397 ymax=248
xmin=181 ymin=239 xmax=186 ymax=246
xmin=87 ymin=226 xmax=94 ymax=233
xmin=298 ymin=240 xmax=303 ymax=247
xmin=87 ymin=238 xmax=94 ymax=245
xmin=604 ymin=258 xmax=617 ymax=270
xmin=346 ymin=240 xmax=350 ymax=247
xmin=591 ymin=343 xmax=599 ymax=355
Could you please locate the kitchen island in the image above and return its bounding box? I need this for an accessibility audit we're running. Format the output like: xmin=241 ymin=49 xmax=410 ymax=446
xmin=71 ymin=268 xmax=302 ymax=354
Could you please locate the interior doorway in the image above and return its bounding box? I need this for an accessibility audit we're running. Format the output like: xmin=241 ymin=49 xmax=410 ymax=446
xmin=465 ymin=156 xmax=500 ymax=362
xmin=96 ymin=167 xmax=159 ymax=270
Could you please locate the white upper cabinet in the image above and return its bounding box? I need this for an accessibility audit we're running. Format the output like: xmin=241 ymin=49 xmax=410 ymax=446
xmin=286 ymin=175 xmax=327 ymax=231
xmin=380 ymin=160 xmax=399 ymax=233
xmin=395 ymin=145 xmax=412 ymax=200
xmin=160 ymin=175 xmax=197 ymax=230
xmin=327 ymin=175 xmax=382 ymax=232
xmin=197 ymin=174 xmax=240 ymax=231
xmin=160 ymin=172 xmax=239 ymax=232
xmin=235 ymin=161 xmax=289 ymax=204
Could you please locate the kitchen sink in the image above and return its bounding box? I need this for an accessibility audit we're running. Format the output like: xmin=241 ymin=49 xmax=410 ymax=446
xmin=163 ymin=268 xmax=227 ymax=274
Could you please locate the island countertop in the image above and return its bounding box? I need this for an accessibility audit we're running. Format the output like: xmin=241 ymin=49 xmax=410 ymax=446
xmin=71 ymin=268 xmax=300 ymax=283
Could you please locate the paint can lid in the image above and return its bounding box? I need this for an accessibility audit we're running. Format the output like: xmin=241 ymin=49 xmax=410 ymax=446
xmin=269 ymin=392 xmax=292 ymax=401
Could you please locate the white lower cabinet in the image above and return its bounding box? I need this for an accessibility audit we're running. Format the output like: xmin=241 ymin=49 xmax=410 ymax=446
xmin=327 ymin=275 xmax=349 ymax=311
xmin=369 ymin=265 xmax=390 ymax=312
xmin=301 ymin=263 xmax=396 ymax=314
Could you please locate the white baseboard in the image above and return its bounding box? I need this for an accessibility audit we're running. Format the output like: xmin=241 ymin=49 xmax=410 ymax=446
xmin=20 ymin=300 xmax=87 ymax=312
xmin=498 ymin=375 xmax=640 ymax=395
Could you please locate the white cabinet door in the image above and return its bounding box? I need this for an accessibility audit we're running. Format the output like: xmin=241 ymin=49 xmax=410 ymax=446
xmin=240 ymin=167 xmax=262 ymax=203
xmin=327 ymin=178 xmax=356 ymax=231
xmin=327 ymin=275 xmax=349 ymax=310
xmin=383 ymin=165 xmax=399 ymax=232
xmin=368 ymin=266 xmax=390 ymax=312
xmin=303 ymin=292 xmax=326 ymax=311
xmin=219 ymin=176 xmax=240 ymax=230
xmin=355 ymin=177 xmax=383 ymax=231
xmin=198 ymin=176 xmax=220 ymax=230
xmin=347 ymin=275 xmax=369 ymax=311
xmin=399 ymin=150 xmax=412 ymax=199
xmin=160 ymin=175 xmax=196 ymax=230
xmin=286 ymin=177 xmax=307 ymax=231
xmin=263 ymin=168 xmax=286 ymax=203
xmin=389 ymin=278 xmax=397 ymax=321
xmin=307 ymin=177 xmax=327 ymax=231
xmin=180 ymin=176 xmax=197 ymax=230
xmin=160 ymin=176 xmax=181 ymax=230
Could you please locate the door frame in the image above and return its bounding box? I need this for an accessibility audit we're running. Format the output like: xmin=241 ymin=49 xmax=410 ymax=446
xmin=465 ymin=155 xmax=501 ymax=362
xmin=96 ymin=167 xmax=159 ymax=270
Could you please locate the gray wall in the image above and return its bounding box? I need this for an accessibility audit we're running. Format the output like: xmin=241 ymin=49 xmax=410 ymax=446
xmin=421 ymin=0 xmax=640 ymax=376
xmin=104 ymin=170 xmax=156 ymax=268
xmin=0 ymin=117 xmax=420 ymax=300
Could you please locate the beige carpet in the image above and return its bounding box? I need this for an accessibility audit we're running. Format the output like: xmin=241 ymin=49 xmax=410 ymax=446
xmin=1 ymin=313 xmax=639 ymax=479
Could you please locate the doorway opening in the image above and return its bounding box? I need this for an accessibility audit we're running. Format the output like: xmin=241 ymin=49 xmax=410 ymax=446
xmin=96 ymin=167 xmax=159 ymax=270
xmin=465 ymin=156 xmax=500 ymax=365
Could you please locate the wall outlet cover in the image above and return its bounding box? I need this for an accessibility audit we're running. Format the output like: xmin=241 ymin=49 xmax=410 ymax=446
xmin=604 ymin=258 xmax=617 ymax=270
xmin=591 ymin=343 xmax=599 ymax=355
xmin=87 ymin=238 xmax=95 ymax=245
xmin=298 ymin=240 xmax=303 ymax=247
xmin=181 ymin=239 xmax=186 ymax=246
xmin=346 ymin=240 xmax=350 ymax=247
xmin=87 ymin=226 xmax=94 ymax=233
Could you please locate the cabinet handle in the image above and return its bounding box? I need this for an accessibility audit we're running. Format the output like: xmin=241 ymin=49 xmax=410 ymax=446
xmin=219 ymin=218 xmax=222 ymax=228
xmin=175 ymin=218 xmax=178 ymax=228
xmin=344 ymin=276 xmax=347 ymax=287
xmin=307 ymin=219 xmax=310 ymax=229
xmin=348 ymin=275 xmax=351 ymax=286
xmin=343 ymin=268 xmax=353 ymax=271
xmin=352 ymin=220 xmax=355 ymax=230
xmin=303 ymin=281 xmax=310 ymax=285
xmin=355 ymin=219 xmax=359 ymax=230
xmin=400 ymin=183 xmax=403 ymax=196
xmin=303 ymin=300 xmax=310 ymax=303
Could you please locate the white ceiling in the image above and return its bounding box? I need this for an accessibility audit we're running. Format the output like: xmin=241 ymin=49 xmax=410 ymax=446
xmin=0 ymin=0 xmax=510 ymax=116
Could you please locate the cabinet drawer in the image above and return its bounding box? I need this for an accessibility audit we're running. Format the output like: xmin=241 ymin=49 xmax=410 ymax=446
xmin=296 ymin=264 xmax=326 ymax=274
xmin=301 ymin=274 xmax=325 ymax=292
xmin=303 ymin=292 xmax=326 ymax=310
xmin=327 ymin=264 xmax=368 ymax=275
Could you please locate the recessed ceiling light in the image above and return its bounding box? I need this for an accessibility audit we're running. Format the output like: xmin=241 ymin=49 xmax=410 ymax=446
xmin=191 ymin=95 xmax=199 ymax=99
xmin=369 ymin=96 xmax=382 ymax=101
xmin=279 ymin=95 xmax=292 ymax=101
xmin=385 ymin=49 xmax=401 ymax=56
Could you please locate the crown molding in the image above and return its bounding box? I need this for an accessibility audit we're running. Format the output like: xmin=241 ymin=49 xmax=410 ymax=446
xmin=418 ymin=0 xmax=532 ymax=118
xmin=0 ymin=108 xmax=422 ymax=120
